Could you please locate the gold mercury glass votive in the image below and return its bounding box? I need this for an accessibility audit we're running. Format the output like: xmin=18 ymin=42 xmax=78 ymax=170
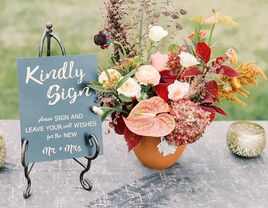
xmin=227 ymin=121 xmax=266 ymax=157
xmin=0 ymin=135 xmax=7 ymax=167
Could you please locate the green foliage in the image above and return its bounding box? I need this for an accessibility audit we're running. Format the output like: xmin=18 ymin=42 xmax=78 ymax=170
xmin=116 ymin=69 xmax=137 ymax=89
xmin=118 ymin=94 xmax=132 ymax=103
xmin=88 ymin=82 xmax=113 ymax=93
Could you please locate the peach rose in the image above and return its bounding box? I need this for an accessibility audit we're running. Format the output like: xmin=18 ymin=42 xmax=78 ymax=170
xmin=168 ymin=80 xmax=190 ymax=101
xmin=135 ymin=65 xmax=161 ymax=86
xmin=151 ymin=52 xmax=169 ymax=72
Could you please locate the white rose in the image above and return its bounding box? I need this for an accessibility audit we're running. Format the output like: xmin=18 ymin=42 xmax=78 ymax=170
xmin=149 ymin=26 xmax=168 ymax=42
xmin=98 ymin=69 xmax=121 ymax=84
xmin=179 ymin=52 xmax=200 ymax=68
xmin=168 ymin=80 xmax=190 ymax=101
xmin=117 ymin=78 xmax=141 ymax=98
xmin=92 ymin=106 xmax=104 ymax=116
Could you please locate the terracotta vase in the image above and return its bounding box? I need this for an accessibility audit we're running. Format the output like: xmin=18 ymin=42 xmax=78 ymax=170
xmin=133 ymin=136 xmax=186 ymax=170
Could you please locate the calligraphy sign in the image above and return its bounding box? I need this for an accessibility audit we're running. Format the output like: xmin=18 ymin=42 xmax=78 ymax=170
xmin=17 ymin=54 xmax=103 ymax=163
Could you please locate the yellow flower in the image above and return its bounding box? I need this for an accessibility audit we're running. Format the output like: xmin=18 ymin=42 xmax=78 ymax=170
xmin=226 ymin=48 xmax=238 ymax=65
xmin=201 ymin=9 xmax=238 ymax=25
xmin=219 ymin=62 xmax=267 ymax=105
xmin=103 ymin=75 xmax=121 ymax=90
xmin=191 ymin=16 xmax=204 ymax=24
xmin=218 ymin=15 xmax=238 ymax=25
xmin=237 ymin=62 xmax=267 ymax=85
xmin=115 ymin=58 xmax=137 ymax=70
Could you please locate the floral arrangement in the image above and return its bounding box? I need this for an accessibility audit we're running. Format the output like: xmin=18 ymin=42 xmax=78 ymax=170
xmin=90 ymin=1 xmax=267 ymax=157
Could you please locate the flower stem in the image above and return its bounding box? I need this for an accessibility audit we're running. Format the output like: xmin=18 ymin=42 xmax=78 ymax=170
xmin=208 ymin=23 xmax=216 ymax=46
xmin=113 ymin=40 xmax=127 ymax=58
xmin=147 ymin=41 xmax=153 ymax=62
xmin=138 ymin=9 xmax=144 ymax=52
xmin=100 ymin=107 xmax=129 ymax=115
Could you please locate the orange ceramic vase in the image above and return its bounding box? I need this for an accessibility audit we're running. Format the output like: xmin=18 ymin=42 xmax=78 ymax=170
xmin=133 ymin=136 xmax=186 ymax=170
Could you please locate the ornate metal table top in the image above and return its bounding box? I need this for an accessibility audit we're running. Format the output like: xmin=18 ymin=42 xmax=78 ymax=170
xmin=0 ymin=120 xmax=267 ymax=208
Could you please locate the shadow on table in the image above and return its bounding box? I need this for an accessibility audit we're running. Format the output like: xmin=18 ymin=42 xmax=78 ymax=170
xmin=0 ymin=162 xmax=15 ymax=173
xmin=87 ymin=163 xmax=194 ymax=208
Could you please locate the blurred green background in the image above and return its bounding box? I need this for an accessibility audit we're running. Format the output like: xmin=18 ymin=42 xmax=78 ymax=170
xmin=0 ymin=0 xmax=267 ymax=120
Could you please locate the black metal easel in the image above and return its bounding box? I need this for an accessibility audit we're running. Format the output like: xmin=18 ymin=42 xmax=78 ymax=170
xmin=21 ymin=22 xmax=100 ymax=199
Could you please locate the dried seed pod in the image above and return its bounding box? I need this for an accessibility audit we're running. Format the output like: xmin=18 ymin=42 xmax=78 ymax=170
xmin=176 ymin=23 xmax=183 ymax=30
xmin=171 ymin=12 xmax=180 ymax=19
xmin=180 ymin=9 xmax=187 ymax=15
xmin=162 ymin=11 xmax=171 ymax=16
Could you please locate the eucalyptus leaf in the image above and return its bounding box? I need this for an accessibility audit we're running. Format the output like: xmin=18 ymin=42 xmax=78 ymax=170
xmin=90 ymin=80 xmax=102 ymax=85
xmin=118 ymin=94 xmax=132 ymax=103
xmin=116 ymin=69 xmax=137 ymax=89
xmin=101 ymin=110 xmax=113 ymax=121
xmin=88 ymin=84 xmax=113 ymax=93
xmin=101 ymin=106 xmax=129 ymax=115
xmin=103 ymin=68 xmax=111 ymax=80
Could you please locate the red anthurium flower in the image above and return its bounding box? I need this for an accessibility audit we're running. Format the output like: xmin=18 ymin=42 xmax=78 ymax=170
xmin=195 ymin=42 xmax=211 ymax=64
xmin=124 ymin=127 xmax=142 ymax=151
xmin=123 ymin=97 xmax=175 ymax=138
xmin=205 ymin=80 xmax=219 ymax=99
xmin=182 ymin=66 xmax=202 ymax=78
xmin=155 ymin=83 xmax=169 ymax=102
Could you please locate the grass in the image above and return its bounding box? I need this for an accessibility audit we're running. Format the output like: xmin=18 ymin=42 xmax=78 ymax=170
xmin=0 ymin=0 xmax=267 ymax=120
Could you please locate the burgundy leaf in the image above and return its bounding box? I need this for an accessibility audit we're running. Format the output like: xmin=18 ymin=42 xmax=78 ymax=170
xmin=155 ymin=83 xmax=169 ymax=102
xmin=205 ymin=80 xmax=219 ymax=99
xmin=211 ymin=105 xmax=228 ymax=116
xmin=212 ymin=55 xmax=229 ymax=69
xmin=195 ymin=42 xmax=211 ymax=64
xmin=109 ymin=113 xmax=126 ymax=135
xmin=221 ymin=65 xmax=238 ymax=77
xmin=160 ymin=70 xmax=178 ymax=83
xmin=200 ymin=93 xmax=214 ymax=105
xmin=200 ymin=105 xmax=216 ymax=122
xmin=124 ymin=127 xmax=142 ymax=151
xmin=182 ymin=66 xmax=202 ymax=77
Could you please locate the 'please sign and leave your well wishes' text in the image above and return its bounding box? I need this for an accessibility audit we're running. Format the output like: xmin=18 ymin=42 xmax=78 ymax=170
xmin=17 ymin=54 xmax=103 ymax=163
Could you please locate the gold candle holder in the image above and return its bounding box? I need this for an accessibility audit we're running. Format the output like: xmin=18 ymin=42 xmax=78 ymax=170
xmin=0 ymin=135 xmax=7 ymax=167
xmin=227 ymin=121 xmax=266 ymax=157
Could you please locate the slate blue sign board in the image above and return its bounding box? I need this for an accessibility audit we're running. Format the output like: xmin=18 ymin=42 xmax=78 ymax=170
xmin=17 ymin=54 xmax=103 ymax=163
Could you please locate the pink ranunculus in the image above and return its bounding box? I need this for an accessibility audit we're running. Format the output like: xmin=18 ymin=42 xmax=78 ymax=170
xmin=151 ymin=52 xmax=169 ymax=72
xmin=135 ymin=65 xmax=161 ymax=86
xmin=168 ymin=80 xmax=190 ymax=101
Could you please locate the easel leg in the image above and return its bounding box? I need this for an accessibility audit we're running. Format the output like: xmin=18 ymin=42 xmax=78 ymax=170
xmin=23 ymin=163 xmax=34 ymax=199
xmin=73 ymin=134 xmax=100 ymax=191
xmin=21 ymin=139 xmax=35 ymax=199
